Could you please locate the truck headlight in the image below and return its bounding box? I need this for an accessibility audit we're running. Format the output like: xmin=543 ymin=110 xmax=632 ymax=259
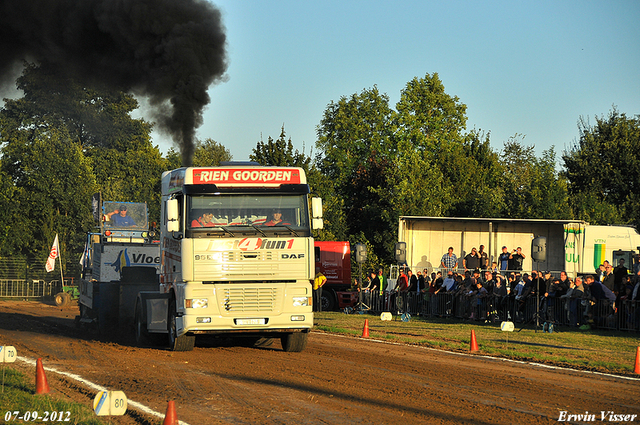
xmin=292 ymin=296 xmax=310 ymax=307
xmin=185 ymin=298 xmax=208 ymax=308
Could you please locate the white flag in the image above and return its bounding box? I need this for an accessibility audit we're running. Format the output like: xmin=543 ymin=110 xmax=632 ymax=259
xmin=45 ymin=234 xmax=59 ymax=273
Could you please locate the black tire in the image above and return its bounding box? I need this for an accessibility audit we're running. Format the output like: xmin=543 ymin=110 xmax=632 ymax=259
xmin=54 ymin=292 xmax=69 ymax=307
xmin=168 ymin=299 xmax=195 ymax=351
xmin=321 ymin=291 xmax=336 ymax=311
xmin=280 ymin=332 xmax=308 ymax=352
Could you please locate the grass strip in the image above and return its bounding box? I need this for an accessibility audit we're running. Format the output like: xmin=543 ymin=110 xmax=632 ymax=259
xmin=314 ymin=312 xmax=640 ymax=375
xmin=0 ymin=366 xmax=110 ymax=425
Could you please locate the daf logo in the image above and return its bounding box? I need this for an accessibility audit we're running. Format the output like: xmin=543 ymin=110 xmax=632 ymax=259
xmin=281 ymin=253 xmax=304 ymax=259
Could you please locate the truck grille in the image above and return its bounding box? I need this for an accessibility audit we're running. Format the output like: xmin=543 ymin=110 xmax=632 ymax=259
xmin=223 ymin=251 xmax=274 ymax=261
xmin=222 ymin=287 xmax=278 ymax=312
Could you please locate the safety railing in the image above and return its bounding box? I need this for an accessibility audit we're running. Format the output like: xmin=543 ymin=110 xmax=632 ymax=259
xmin=0 ymin=279 xmax=62 ymax=299
xmin=361 ymin=290 xmax=639 ymax=332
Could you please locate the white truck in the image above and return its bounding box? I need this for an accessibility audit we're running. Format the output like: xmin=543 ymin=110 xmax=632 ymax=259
xmin=132 ymin=164 xmax=323 ymax=352
xmin=397 ymin=217 xmax=640 ymax=276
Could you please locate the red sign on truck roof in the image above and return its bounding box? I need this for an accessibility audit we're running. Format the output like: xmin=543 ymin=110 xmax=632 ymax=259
xmin=192 ymin=168 xmax=302 ymax=185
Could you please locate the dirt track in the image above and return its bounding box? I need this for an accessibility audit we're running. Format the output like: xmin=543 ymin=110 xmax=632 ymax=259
xmin=1 ymin=300 xmax=639 ymax=424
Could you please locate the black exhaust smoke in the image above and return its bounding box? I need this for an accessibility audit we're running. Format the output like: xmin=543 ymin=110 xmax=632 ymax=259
xmin=0 ymin=0 xmax=227 ymax=166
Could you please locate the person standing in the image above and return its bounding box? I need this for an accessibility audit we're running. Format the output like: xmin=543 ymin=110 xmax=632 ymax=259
xmin=407 ymin=270 xmax=418 ymax=292
xmin=396 ymin=269 xmax=408 ymax=292
xmin=478 ymin=245 xmax=489 ymax=270
xmin=463 ymin=247 xmax=481 ymax=272
xmin=601 ymin=263 xmax=615 ymax=292
xmin=377 ymin=268 xmax=387 ymax=296
xmin=498 ymin=246 xmax=510 ymax=274
xmin=440 ymin=247 xmax=458 ymax=273
xmin=313 ymin=269 xmax=327 ymax=312
xmin=509 ymin=247 xmax=526 ymax=271
xmin=613 ymin=259 xmax=629 ymax=295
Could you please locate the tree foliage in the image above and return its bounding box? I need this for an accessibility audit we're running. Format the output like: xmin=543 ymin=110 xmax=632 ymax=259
xmin=314 ymin=73 xmax=577 ymax=262
xmin=0 ymin=126 xmax=96 ymax=258
xmin=563 ymin=108 xmax=640 ymax=227
xmin=499 ymin=136 xmax=569 ymax=219
xmin=0 ymin=62 xmax=165 ymax=260
xmin=1 ymin=61 xmax=634 ymax=274
xmin=316 ymin=87 xmax=397 ymax=261
xmin=250 ymin=126 xmax=311 ymax=169
xmin=193 ymin=138 xmax=232 ymax=166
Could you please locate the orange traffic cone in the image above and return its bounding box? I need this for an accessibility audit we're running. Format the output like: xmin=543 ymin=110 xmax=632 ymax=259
xmin=634 ymin=347 xmax=640 ymax=374
xmin=361 ymin=319 xmax=370 ymax=338
xmin=470 ymin=329 xmax=479 ymax=352
xmin=163 ymin=400 xmax=178 ymax=425
xmin=35 ymin=358 xmax=50 ymax=394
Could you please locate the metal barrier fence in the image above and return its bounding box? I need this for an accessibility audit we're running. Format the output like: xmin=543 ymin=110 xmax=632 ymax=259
xmin=363 ymin=291 xmax=640 ymax=332
xmin=0 ymin=279 xmax=63 ymax=299
xmin=0 ymin=258 xmax=82 ymax=281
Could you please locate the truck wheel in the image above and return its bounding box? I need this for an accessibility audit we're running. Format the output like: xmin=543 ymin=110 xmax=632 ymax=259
xmin=281 ymin=332 xmax=308 ymax=352
xmin=168 ymin=299 xmax=195 ymax=351
xmin=54 ymin=292 xmax=69 ymax=307
xmin=321 ymin=291 xmax=336 ymax=311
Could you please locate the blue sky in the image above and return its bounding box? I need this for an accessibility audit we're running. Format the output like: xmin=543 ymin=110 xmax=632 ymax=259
xmin=157 ymin=0 xmax=640 ymax=163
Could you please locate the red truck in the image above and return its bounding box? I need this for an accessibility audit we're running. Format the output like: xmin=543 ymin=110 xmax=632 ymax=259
xmin=314 ymin=241 xmax=352 ymax=311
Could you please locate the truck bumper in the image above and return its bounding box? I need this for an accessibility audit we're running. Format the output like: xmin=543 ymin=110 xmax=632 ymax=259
xmin=181 ymin=311 xmax=313 ymax=336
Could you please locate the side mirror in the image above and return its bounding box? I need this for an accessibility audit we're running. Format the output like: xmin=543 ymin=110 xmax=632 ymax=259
xmin=311 ymin=197 xmax=323 ymax=230
xmin=166 ymin=199 xmax=180 ymax=233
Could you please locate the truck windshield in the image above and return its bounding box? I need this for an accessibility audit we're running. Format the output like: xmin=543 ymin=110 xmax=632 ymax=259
xmin=187 ymin=194 xmax=310 ymax=232
xmin=103 ymin=201 xmax=148 ymax=231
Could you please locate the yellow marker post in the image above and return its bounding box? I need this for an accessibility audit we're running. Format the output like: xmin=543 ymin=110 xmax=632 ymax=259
xmin=93 ymin=391 xmax=128 ymax=416
xmin=1 ymin=346 xmax=17 ymax=393
xmin=380 ymin=312 xmax=392 ymax=321
xmin=0 ymin=346 xmax=17 ymax=363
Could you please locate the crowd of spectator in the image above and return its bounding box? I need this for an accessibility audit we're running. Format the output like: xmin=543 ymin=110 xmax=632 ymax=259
xmin=360 ymin=246 xmax=640 ymax=331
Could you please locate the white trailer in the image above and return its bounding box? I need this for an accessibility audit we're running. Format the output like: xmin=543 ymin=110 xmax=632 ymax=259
xmin=398 ymin=217 xmax=640 ymax=276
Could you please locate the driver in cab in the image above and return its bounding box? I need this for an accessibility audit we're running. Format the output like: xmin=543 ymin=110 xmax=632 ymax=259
xmin=264 ymin=209 xmax=290 ymax=226
xmin=191 ymin=211 xmax=215 ymax=228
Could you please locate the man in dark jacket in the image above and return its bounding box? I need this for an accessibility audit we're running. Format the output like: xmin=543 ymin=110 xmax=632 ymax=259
xmin=601 ymin=264 xmax=615 ymax=292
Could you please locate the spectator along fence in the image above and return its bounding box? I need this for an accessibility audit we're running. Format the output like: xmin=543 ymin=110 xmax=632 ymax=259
xmin=355 ymin=265 xmax=640 ymax=332
xmin=364 ymin=290 xmax=639 ymax=332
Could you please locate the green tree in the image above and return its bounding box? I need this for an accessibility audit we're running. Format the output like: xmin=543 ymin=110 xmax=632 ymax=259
xmin=6 ymin=62 xmax=152 ymax=151
xmin=193 ymin=138 xmax=232 ymax=166
xmin=393 ymin=73 xmax=472 ymax=219
xmin=89 ymin=142 xmax=166 ymax=223
xmin=316 ymin=87 xmax=397 ymax=261
xmin=250 ymin=126 xmax=311 ymax=168
xmin=164 ymin=148 xmax=183 ymax=171
xmin=563 ymin=108 xmax=640 ymax=227
xmin=449 ymin=130 xmax=506 ymax=217
xmin=500 ymin=136 xmax=569 ymax=219
xmin=0 ymin=126 xmax=96 ymax=259
xmin=0 ymin=61 xmax=166 ymax=259
xmin=395 ymin=73 xmax=467 ymax=151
